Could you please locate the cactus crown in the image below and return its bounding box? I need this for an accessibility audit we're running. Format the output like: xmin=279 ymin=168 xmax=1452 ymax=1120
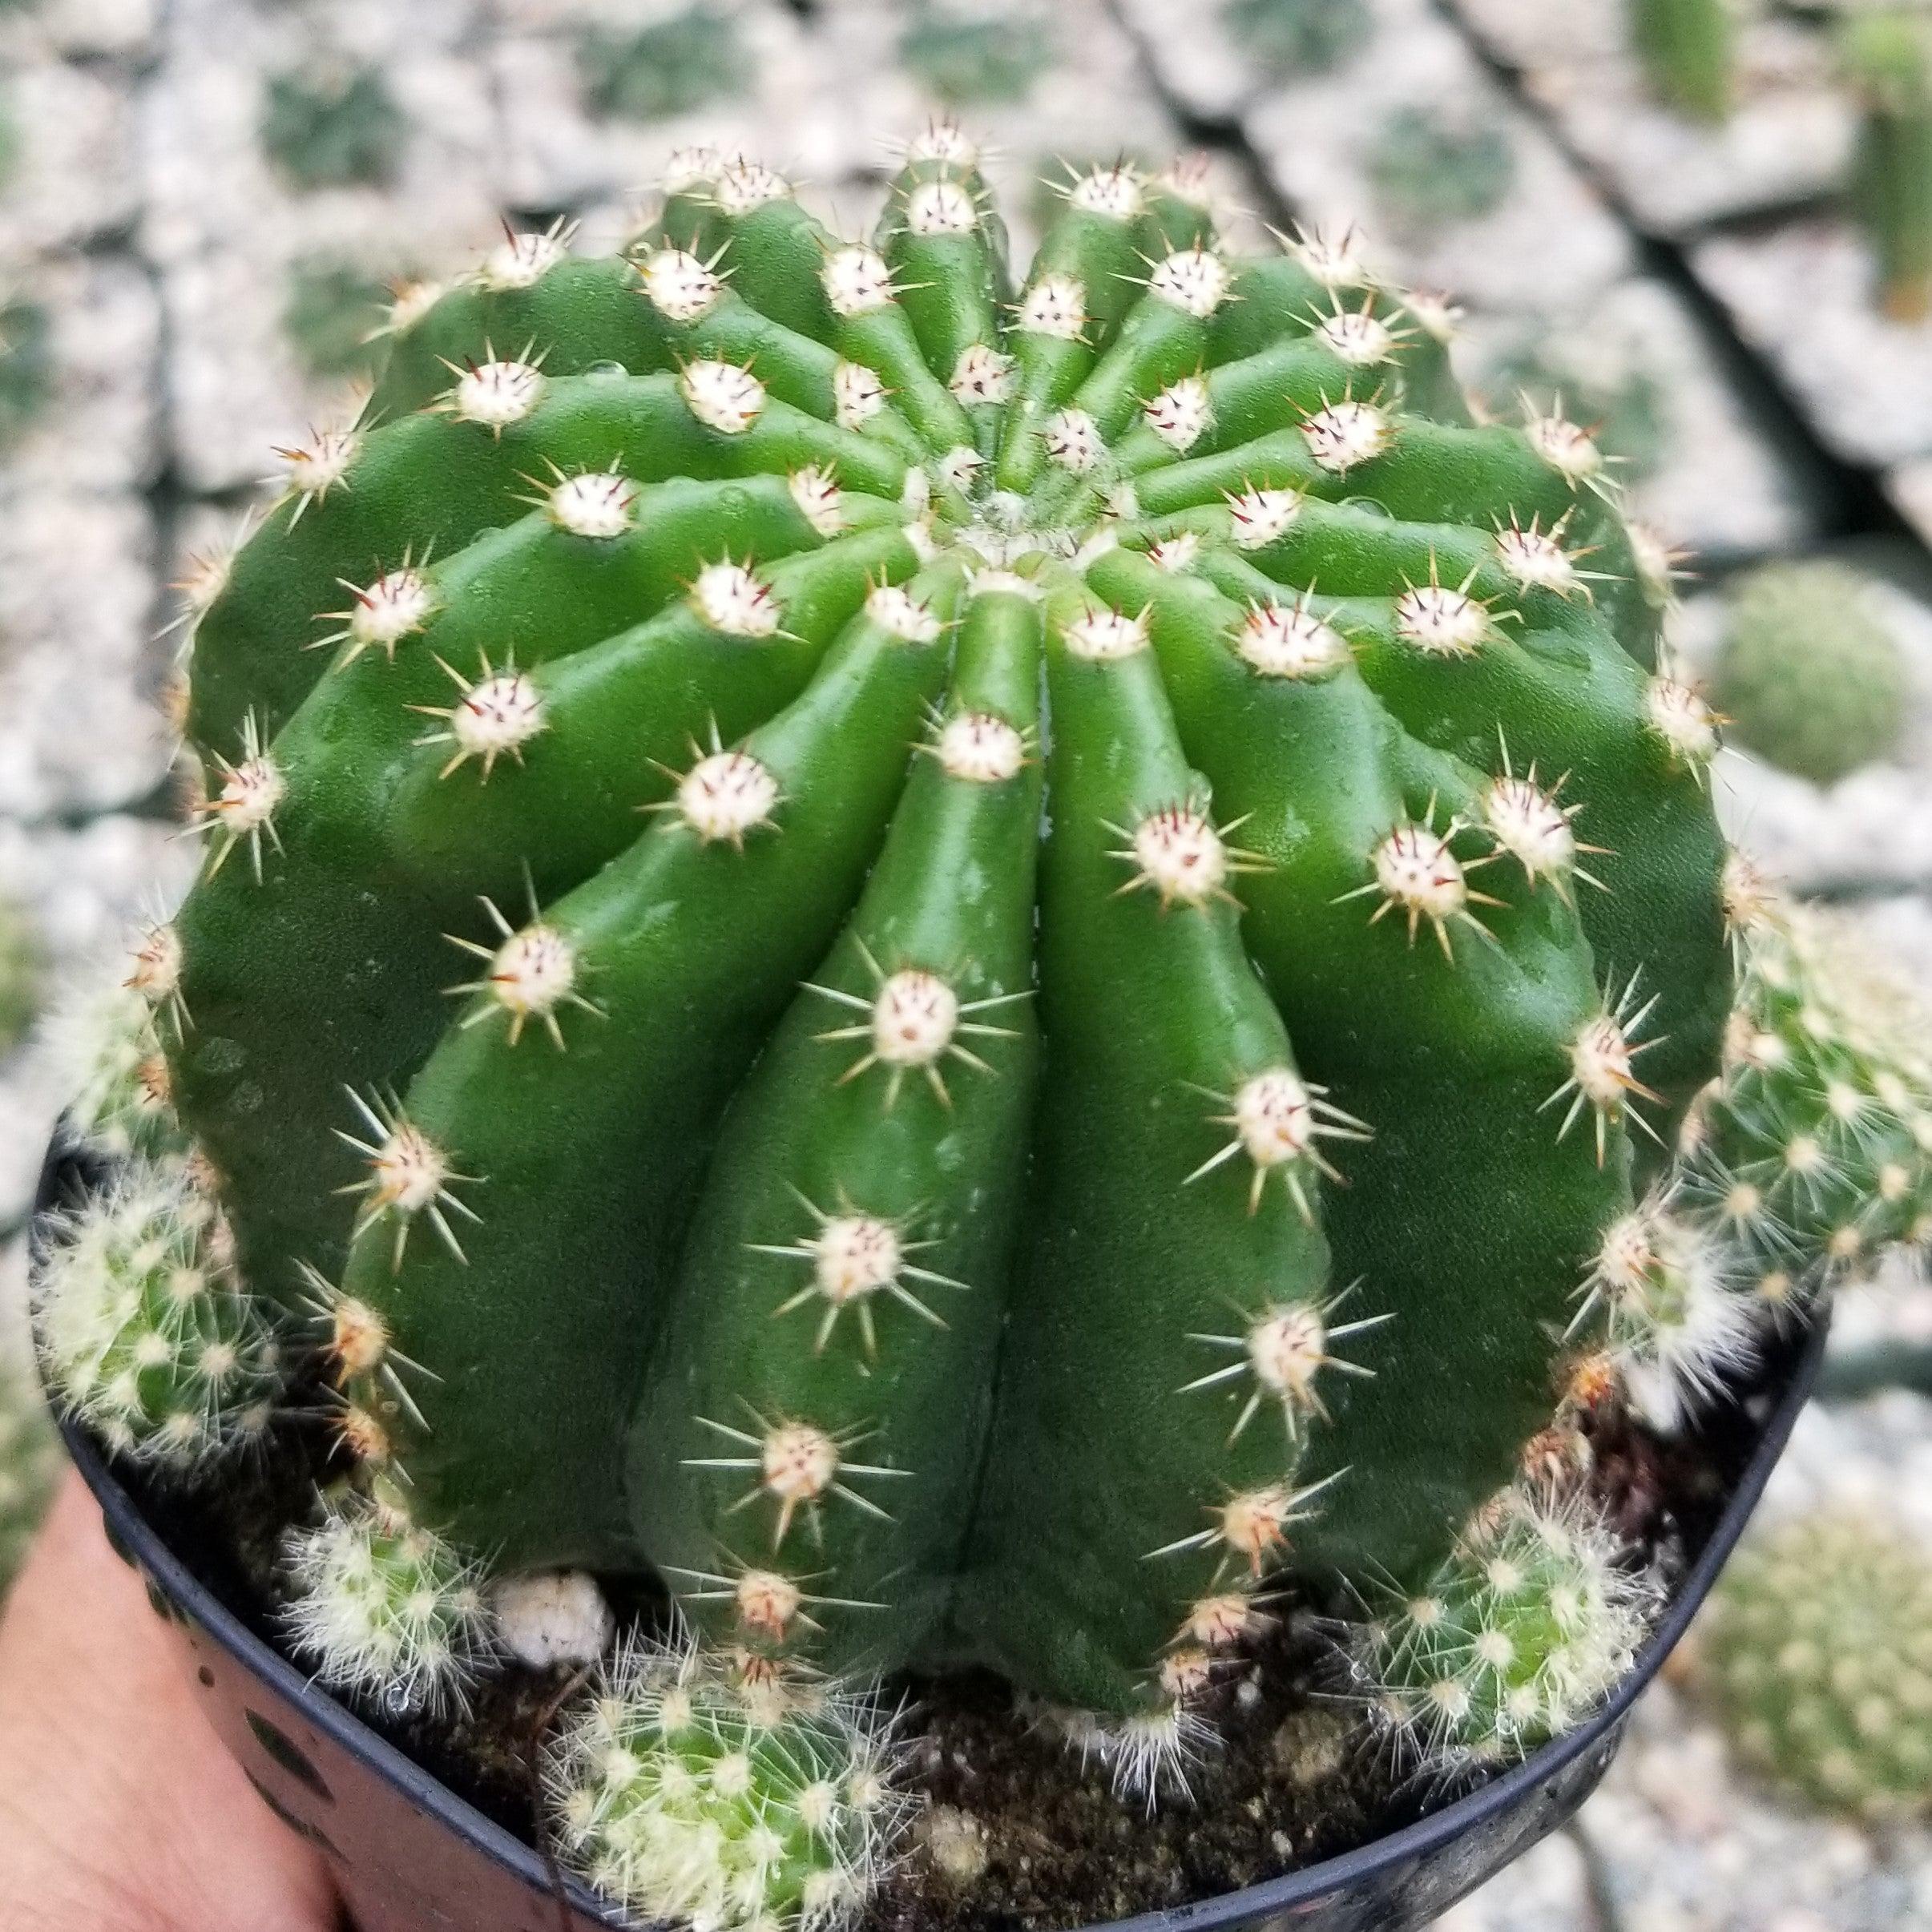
xmin=1712 ymin=561 xmax=1910 ymax=787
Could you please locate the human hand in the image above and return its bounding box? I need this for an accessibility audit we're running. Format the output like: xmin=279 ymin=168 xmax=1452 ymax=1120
xmin=0 ymin=1472 xmax=341 ymax=1932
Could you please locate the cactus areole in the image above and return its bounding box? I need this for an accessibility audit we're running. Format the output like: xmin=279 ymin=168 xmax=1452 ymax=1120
xmin=162 ymin=138 xmax=1734 ymax=1732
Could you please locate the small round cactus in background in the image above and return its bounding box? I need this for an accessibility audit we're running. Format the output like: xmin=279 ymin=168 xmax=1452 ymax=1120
xmin=578 ymin=8 xmax=747 ymax=125
xmin=1712 ymin=562 xmax=1909 ymax=785
xmin=1630 ymin=0 xmax=1737 ymax=124
xmin=0 ymin=891 xmax=45 ymax=1055
xmin=1842 ymin=10 xmax=1932 ymax=325
xmin=897 ymin=2 xmax=1055 ymax=105
xmin=0 ymin=295 xmax=52 ymax=447
xmin=1368 ymin=106 xmax=1519 ymax=232
xmin=0 ymin=1352 xmax=62 ymax=1602
xmin=1220 ymin=0 xmax=1373 ymax=75
xmin=1696 ymin=1511 xmax=1932 ymax=1820
xmin=261 ymin=62 xmax=408 ymax=192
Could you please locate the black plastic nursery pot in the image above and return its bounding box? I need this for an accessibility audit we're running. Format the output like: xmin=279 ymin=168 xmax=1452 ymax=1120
xmin=38 ymin=1140 xmax=1829 ymax=1932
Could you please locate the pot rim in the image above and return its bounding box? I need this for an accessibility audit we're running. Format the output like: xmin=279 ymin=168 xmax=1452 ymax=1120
xmin=44 ymin=1160 xmax=1827 ymax=1932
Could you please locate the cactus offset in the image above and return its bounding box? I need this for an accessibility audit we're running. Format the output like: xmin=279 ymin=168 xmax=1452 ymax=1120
xmin=1696 ymin=1511 xmax=1932 ymax=1819
xmin=1712 ymin=562 xmax=1908 ymax=786
xmin=1680 ymin=885 xmax=1932 ymax=1313
xmin=547 ymin=1637 xmax=905 ymax=1930
xmin=1366 ymin=1482 xmax=1652 ymax=1769
xmin=1842 ymin=11 xmax=1932 ymax=325
xmin=1630 ymin=0 xmax=1736 ymax=125
xmin=0 ymin=1351 xmax=61 ymax=1600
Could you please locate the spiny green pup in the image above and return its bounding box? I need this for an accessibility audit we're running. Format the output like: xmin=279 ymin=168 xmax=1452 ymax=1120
xmin=547 ymin=1638 xmax=904 ymax=1930
xmin=151 ymin=131 xmax=1750 ymax=1757
xmin=1679 ymin=880 xmax=1932 ymax=1314
xmin=0 ymin=1351 xmax=62 ymax=1600
xmin=1630 ymin=0 xmax=1736 ymax=124
xmin=1712 ymin=562 xmax=1909 ymax=787
xmin=1842 ymin=10 xmax=1932 ymax=325
xmin=1698 ymin=1511 xmax=1932 ymax=1819
xmin=1368 ymin=1483 xmax=1652 ymax=1770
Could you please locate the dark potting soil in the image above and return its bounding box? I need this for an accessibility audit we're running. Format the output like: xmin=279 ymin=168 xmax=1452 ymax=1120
xmin=107 ymin=1325 xmax=1792 ymax=1932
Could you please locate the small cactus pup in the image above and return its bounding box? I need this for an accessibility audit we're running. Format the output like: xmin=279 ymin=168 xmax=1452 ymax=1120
xmin=1679 ymin=881 xmax=1932 ymax=1317
xmin=1694 ymin=1510 xmax=1932 ymax=1820
xmin=1711 ymin=561 xmax=1910 ymax=786
xmin=136 ymin=126 xmax=1779 ymax=1915
xmin=1367 ymin=107 xmax=1519 ymax=234
xmin=1842 ymin=10 xmax=1932 ymax=325
xmin=1365 ymin=1477 xmax=1654 ymax=1771
xmin=1629 ymin=0 xmax=1737 ymax=125
xmin=547 ymin=1636 xmax=905 ymax=1930
xmin=0 ymin=1349 xmax=62 ymax=1602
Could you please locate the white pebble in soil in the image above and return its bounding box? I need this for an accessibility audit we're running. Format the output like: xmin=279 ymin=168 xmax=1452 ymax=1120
xmin=489 ymin=1571 xmax=615 ymax=1670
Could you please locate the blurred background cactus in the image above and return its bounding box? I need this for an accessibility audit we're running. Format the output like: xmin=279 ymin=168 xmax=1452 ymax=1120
xmin=1712 ymin=562 xmax=1910 ymax=785
xmin=260 ymin=60 xmax=409 ymax=192
xmin=1220 ymin=0 xmax=1374 ymax=77
xmin=1695 ymin=1511 xmax=1932 ymax=1821
xmin=1629 ymin=0 xmax=1736 ymax=124
xmin=577 ymin=7 xmax=748 ymax=125
xmin=1841 ymin=10 xmax=1932 ymax=325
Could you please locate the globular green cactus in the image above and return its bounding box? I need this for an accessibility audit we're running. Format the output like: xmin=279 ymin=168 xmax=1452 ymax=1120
xmin=59 ymin=127 xmax=1928 ymax=1920
xmin=1843 ymin=11 xmax=1932 ymax=325
xmin=1367 ymin=107 xmax=1519 ymax=233
xmin=579 ymin=9 xmax=748 ymax=125
xmin=284 ymin=1484 xmax=493 ymax=1715
xmin=1630 ymin=0 xmax=1736 ymax=125
xmin=0 ymin=1351 xmax=62 ymax=1601
xmin=1220 ymin=0 xmax=1373 ymax=77
xmin=1712 ymin=562 xmax=1909 ymax=787
xmin=46 ymin=936 xmax=190 ymax=1165
xmin=1697 ymin=1511 xmax=1932 ymax=1819
xmin=547 ymin=1637 xmax=904 ymax=1930
xmin=159 ymin=131 xmax=1735 ymax=1749
xmin=1680 ymin=880 xmax=1932 ymax=1313
xmin=261 ymin=62 xmax=408 ymax=192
